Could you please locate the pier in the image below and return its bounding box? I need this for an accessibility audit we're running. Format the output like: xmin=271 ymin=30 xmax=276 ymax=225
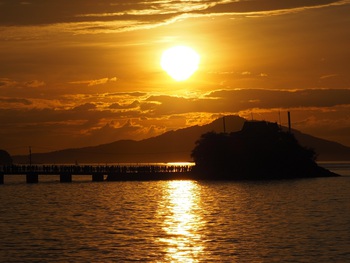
xmin=0 ymin=164 xmax=193 ymax=184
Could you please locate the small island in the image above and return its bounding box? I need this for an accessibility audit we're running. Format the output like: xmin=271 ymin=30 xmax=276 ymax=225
xmin=191 ymin=121 xmax=339 ymax=180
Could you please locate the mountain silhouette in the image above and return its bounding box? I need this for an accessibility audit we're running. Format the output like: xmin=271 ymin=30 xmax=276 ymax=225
xmin=12 ymin=115 xmax=350 ymax=163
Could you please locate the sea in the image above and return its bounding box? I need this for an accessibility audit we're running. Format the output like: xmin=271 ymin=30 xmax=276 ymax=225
xmin=1 ymin=162 xmax=349 ymax=262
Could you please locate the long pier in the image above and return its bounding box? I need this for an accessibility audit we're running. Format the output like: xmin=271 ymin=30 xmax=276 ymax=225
xmin=0 ymin=164 xmax=194 ymax=184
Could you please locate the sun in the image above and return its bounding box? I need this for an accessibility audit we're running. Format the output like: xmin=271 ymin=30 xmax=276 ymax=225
xmin=161 ymin=46 xmax=200 ymax=81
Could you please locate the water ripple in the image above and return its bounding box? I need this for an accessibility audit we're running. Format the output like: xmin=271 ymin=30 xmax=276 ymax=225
xmin=1 ymin=177 xmax=350 ymax=262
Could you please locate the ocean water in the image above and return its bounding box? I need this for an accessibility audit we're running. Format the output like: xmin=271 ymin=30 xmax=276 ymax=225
xmin=1 ymin=163 xmax=350 ymax=262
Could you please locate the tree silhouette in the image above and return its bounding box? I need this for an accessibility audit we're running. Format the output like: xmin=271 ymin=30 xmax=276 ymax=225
xmin=0 ymin=150 xmax=12 ymax=165
xmin=191 ymin=121 xmax=328 ymax=179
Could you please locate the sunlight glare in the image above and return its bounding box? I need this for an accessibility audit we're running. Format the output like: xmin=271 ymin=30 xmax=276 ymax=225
xmin=161 ymin=46 xmax=200 ymax=81
xmin=158 ymin=181 xmax=204 ymax=262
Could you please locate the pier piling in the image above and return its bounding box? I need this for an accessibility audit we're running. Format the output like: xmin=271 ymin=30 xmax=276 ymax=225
xmin=0 ymin=173 xmax=4 ymax=184
xmin=92 ymin=173 xmax=104 ymax=182
xmin=60 ymin=173 xmax=72 ymax=183
xmin=26 ymin=172 xmax=39 ymax=184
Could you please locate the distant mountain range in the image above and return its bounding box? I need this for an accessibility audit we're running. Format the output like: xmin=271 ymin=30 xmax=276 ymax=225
xmin=13 ymin=116 xmax=350 ymax=164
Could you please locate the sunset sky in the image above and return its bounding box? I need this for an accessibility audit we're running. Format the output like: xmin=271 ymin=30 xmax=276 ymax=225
xmin=1 ymin=0 xmax=350 ymax=155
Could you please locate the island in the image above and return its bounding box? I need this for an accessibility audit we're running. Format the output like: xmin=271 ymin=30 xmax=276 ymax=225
xmin=190 ymin=121 xmax=339 ymax=180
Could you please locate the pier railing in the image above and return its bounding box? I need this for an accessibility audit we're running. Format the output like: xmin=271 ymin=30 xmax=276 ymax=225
xmin=1 ymin=164 xmax=193 ymax=174
xmin=0 ymin=164 xmax=194 ymax=184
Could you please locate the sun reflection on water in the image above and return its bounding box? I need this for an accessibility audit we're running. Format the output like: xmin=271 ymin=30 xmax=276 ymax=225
xmin=157 ymin=180 xmax=204 ymax=262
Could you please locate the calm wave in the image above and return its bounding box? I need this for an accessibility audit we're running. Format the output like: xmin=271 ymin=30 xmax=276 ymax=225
xmin=1 ymin=163 xmax=349 ymax=262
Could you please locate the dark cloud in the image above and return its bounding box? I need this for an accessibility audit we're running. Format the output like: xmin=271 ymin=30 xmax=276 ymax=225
xmin=1 ymin=88 xmax=350 ymax=154
xmin=1 ymin=89 xmax=349 ymax=126
xmin=73 ymin=103 xmax=96 ymax=112
xmin=107 ymin=92 xmax=147 ymax=97
xmin=0 ymin=104 xmax=155 ymax=154
xmin=0 ymin=101 xmax=144 ymax=129
xmin=0 ymin=0 xmax=187 ymax=25
xmin=0 ymin=97 xmax=32 ymax=105
xmin=143 ymin=89 xmax=350 ymax=116
xmin=0 ymin=0 xmax=344 ymax=27
xmin=109 ymin=100 xmax=140 ymax=110
xmin=200 ymin=0 xmax=340 ymax=14
xmin=145 ymin=95 xmax=203 ymax=115
xmin=208 ymin=89 xmax=350 ymax=108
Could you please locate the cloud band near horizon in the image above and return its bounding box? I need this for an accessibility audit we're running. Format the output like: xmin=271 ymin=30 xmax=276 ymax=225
xmin=1 ymin=88 xmax=349 ymax=152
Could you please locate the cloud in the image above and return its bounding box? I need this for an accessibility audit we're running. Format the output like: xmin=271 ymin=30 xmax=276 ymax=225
xmin=207 ymin=89 xmax=350 ymax=109
xmin=73 ymin=103 xmax=96 ymax=112
xmin=320 ymin=74 xmax=338 ymax=79
xmin=106 ymin=92 xmax=147 ymax=97
xmin=0 ymin=78 xmax=17 ymax=88
xmin=25 ymin=80 xmax=45 ymax=88
xmin=201 ymin=0 xmax=344 ymax=15
xmin=109 ymin=100 xmax=140 ymax=110
xmin=69 ymin=77 xmax=117 ymax=86
xmin=0 ymin=97 xmax=32 ymax=105
xmin=142 ymin=89 xmax=350 ymax=116
xmin=0 ymin=0 xmax=347 ymax=35
xmin=2 ymin=88 xmax=349 ymax=122
xmin=242 ymin=71 xmax=252 ymax=76
xmin=0 ymin=78 xmax=46 ymax=89
xmin=87 ymin=78 xmax=109 ymax=86
xmin=2 ymin=88 xmax=350 ymax=154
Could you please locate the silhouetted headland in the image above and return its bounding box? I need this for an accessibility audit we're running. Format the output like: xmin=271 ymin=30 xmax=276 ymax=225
xmin=0 ymin=150 xmax=12 ymax=165
xmin=190 ymin=121 xmax=339 ymax=180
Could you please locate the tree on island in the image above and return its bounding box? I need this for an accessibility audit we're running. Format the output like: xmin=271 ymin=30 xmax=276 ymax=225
xmin=191 ymin=121 xmax=337 ymax=180
xmin=0 ymin=150 xmax=13 ymax=165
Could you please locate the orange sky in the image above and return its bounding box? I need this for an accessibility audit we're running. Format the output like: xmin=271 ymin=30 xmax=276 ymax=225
xmin=1 ymin=0 xmax=350 ymax=155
